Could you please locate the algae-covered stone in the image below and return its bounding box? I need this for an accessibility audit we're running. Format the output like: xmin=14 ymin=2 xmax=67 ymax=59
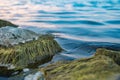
xmin=95 ymin=48 xmax=120 ymax=65
xmin=0 ymin=19 xmax=18 ymax=28
xmin=0 ymin=35 xmax=62 ymax=76
xmin=0 ymin=35 xmax=62 ymax=68
xmin=0 ymin=24 xmax=62 ymax=76
xmin=43 ymin=48 xmax=120 ymax=80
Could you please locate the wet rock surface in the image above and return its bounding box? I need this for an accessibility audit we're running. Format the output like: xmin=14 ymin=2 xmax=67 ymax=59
xmin=0 ymin=20 xmax=63 ymax=77
xmin=0 ymin=34 xmax=62 ymax=76
xmin=0 ymin=26 xmax=39 ymax=47
xmin=24 ymin=71 xmax=45 ymax=80
xmin=0 ymin=19 xmax=18 ymax=28
xmin=43 ymin=48 xmax=120 ymax=80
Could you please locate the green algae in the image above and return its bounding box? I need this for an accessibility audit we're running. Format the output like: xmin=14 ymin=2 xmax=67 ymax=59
xmin=95 ymin=48 xmax=120 ymax=65
xmin=0 ymin=35 xmax=62 ymax=69
xmin=0 ymin=19 xmax=18 ymax=27
xmin=43 ymin=48 xmax=120 ymax=80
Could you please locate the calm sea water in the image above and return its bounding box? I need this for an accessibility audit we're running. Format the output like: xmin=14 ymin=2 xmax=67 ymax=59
xmin=0 ymin=0 xmax=120 ymax=79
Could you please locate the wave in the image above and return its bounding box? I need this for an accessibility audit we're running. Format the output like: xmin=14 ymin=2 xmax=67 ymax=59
xmin=105 ymin=20 xmax=120 ymax=24
xmin=29 ymin=20 xmax=104 ymax=25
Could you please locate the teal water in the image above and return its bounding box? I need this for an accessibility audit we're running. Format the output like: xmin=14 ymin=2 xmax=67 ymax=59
xmin=0 ymin=0 xmax=120 ymax=43
xmin=0 ymin=0 xmax=120 ymax=79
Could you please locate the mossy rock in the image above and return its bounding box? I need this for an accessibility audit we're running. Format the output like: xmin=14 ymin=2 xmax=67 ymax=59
xmin=0 ymin=35 xmax=62 ymax=76
xmin=43 ymin=48 xmax=120 ymax=80
xmin=95 ymin=48 xmax=120 ymax=65
xmin=0 ymin=19 xmax=18 ymax=28
xmin=0 ymin=66 xmax=22 ymax=77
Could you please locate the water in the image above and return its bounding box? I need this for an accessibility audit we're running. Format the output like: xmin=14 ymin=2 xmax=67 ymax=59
xmin=0 ymin=0 xmax=120 ymax=79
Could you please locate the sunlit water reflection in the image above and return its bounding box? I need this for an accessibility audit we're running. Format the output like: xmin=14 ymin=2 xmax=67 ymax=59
xmin=0 ymin=0 xmax=120 ymax=79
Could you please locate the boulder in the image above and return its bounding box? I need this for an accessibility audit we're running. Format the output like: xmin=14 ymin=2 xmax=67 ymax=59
xmin=95 ymin=48 xmax=120 ymax=65
xmin=0 ymin=19 xmax=18 ymax=28
xmin=0 ymin=26 xmax=62 ymax=77
xmin=24 ymin=71 xmax=45 ymax=80
xmin=43 ymin=48 xmax=120 ymax=80
xmin=0 ymin=34 xmax=62 ymax=76
xmin=0 ymin=26 xmax=39 ymax=47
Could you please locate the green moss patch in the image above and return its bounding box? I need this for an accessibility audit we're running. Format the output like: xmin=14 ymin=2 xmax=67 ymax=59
xmin=43 ymin=48 xmax=120 ymax=80
xmin=95 ymin=48 xmax=120 ymax=65
xmin=0 ymin=35 xmax=62 ymax=70
xmin=0 ymin=19 xmax=18 ymax=28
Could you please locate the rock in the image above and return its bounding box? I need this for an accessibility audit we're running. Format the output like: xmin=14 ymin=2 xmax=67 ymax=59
xmin=0 ymin=19 xmax=18 ymax=28
xmin=95 ymin=48 xmax=120 ymax=65
xmin=43 ymin=48 xmax=120 ymax=80
xmin=12 ymin=71 xmax=19 ymax=75
xmin=0 ymin=35 xmax=62 ymax=76
xmin=0 ymin=26 xmax=62 ymax=76
xmin=0 ymin=26 xmax=39 ymax=47
xmin=24 ymin=74 xmax=33 ymax=80
xmin=24 ymin=71 xmax=45 ymax=80
xmin=23 ymin=68 xmax=30 ymax=73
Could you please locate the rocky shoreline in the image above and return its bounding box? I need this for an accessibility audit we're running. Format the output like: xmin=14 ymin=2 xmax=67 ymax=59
xmin=0 ymin=19 xmax=120 ymax=80
xmin=42 ymin=48 xmax=120 ymax=80
xmin=7 ymin=48 xmax=120 ymax=80
xmin=0 ymin=19 xmax=63 ymax=77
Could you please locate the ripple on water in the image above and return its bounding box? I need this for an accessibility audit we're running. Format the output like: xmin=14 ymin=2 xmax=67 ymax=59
xmin=105 ymin=20 xmax=120 ymax=25
xmin=29 ymin=20 xmax=104 ymax=25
